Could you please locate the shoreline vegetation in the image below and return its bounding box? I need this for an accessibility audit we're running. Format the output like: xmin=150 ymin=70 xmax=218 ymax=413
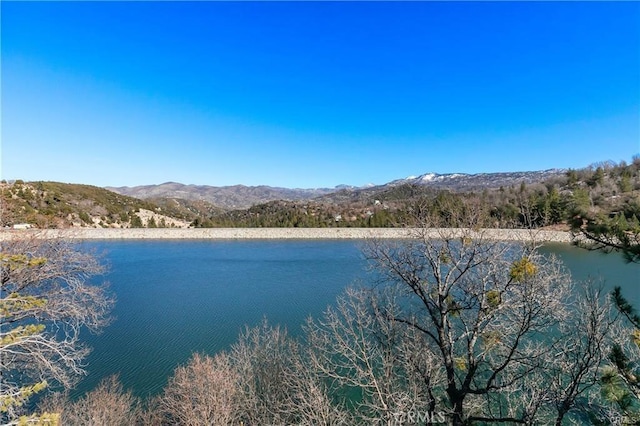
xmin=0 ymin=227 xmax=574 ymax=242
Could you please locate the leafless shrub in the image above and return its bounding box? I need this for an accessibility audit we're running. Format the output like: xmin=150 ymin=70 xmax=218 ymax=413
xmin=306 ymin=286 xmax=445 ymax=423
xmin=230 ymin=320 xmax=298 ymax=425
xmin=40 ymin=376 xmax=140 ymax=426
xmin=157 ymin=352 xmax=238 ymax=426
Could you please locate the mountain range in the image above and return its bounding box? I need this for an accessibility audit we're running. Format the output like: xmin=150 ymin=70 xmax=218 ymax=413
xmin=4 ymin=162 xmax=636 ymax=230
xmin=107 ymin=169 xmax=565 ymax=210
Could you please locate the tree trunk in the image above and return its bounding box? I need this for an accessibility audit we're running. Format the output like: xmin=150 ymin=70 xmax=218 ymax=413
xmin=448 ymin=386 xmax=465 ymax=426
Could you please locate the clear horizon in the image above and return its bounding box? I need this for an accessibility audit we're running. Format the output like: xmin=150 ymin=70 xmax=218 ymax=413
xmin=2 ymin=2 xmax=639 ymax=188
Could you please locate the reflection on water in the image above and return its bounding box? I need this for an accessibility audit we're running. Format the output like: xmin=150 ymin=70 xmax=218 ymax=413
xmin=71 ymin=240 xmax=639 ymax=399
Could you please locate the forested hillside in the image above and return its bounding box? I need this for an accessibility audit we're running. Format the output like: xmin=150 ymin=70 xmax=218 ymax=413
xmin=2 ymin=158 xmax=639 ymax=230
xmin=199 ymin=159 xmax=640 ymax=229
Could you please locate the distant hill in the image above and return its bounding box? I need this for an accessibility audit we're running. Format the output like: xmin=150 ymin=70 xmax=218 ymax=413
xmin=4 ymin=161 xmax=637 ymax=230
xmin=198 ymin=161 xmax=640 ymax=229
xmin=106 ymin=182 xmax=338 ymax=210
xmin=107 ymin=170 xmax=566 ymax=210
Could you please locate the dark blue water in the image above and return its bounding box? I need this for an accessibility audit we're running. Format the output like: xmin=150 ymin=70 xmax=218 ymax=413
xmin=539 ymin=243 xmax=640 ymax=306
xmin=70 ymin=240 xmax=639 ymax=399
xmin=72 ymin=240 xmax=368 ymax=398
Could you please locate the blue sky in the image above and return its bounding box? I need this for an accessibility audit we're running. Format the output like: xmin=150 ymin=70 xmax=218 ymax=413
xmin=2 ymin=1 xmax=638 ymax=188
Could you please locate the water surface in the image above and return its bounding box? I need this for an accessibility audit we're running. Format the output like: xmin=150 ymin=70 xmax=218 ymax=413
xmin=72 ymin=240 xmax=638 ymax=399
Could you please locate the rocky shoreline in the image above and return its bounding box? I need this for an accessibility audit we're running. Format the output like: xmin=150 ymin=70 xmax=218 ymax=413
xmin=0 ymin=228 xmax=574 ymax=243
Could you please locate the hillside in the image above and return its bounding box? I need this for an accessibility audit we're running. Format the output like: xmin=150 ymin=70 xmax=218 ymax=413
xmin=108 ymin=170 xmax=566 ymax=210
xmin=3 ymin=160 xmax=639 ymax=230
xmin=107 ymin=182 xmax=337 ymax=210
xmin=198 ymin=160 xmax=640 ymax=229
xmin=0 ymin=181 xmax=194 ymax=228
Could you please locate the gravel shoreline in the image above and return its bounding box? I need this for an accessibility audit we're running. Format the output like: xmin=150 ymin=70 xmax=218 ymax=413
xmin=0 ymin=228 xmax=573 ymax=243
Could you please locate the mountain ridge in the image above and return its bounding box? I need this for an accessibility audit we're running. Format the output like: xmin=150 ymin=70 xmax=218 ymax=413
xmin=107 ymin=169 xmax=566 ymax=209
xmin=3 ymin=160 xmax=638 ymax=230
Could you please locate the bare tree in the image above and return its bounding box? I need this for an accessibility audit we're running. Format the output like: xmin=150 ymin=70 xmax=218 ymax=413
xmin=542 ymin=285 xmax=618 ymax=425
xmin=306 ymin=223 xmax=617 ymax=425
xmin=230 ymin=320 xmax=301 ymax=425
xmin=239 ymin=320 xmax=352 ymax=425
xmin=154 ymin=319 xmax=349 ymax=426
xmin=157 ymin=352 xmax=238 ymax=426
xmin=41 ymin=376 xmax=141 ymax=426
xmin=280 ymin=347 xmax=353 ymax=426
xmin=0 ymin=234 xmax=114 ymax=422
xmin=306 ymin=286 xmax=446 ymax=424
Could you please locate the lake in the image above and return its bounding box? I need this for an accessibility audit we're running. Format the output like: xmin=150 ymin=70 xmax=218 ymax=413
xmin=71 ymin=240 xmax=639 ymax=399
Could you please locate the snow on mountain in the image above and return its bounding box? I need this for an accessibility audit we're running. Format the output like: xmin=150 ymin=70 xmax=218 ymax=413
xmin=387 ymin=170 xmax=564 ymax=190
xmin=420 ymin=173 xmax=436 ymax=182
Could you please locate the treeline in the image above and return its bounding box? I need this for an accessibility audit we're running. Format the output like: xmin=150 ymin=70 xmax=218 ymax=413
xmin=4 ymin=158 xmax=639 ymax=231
xmin=194 ymin=158 xmax=640 ymax=230
xmin=192 ymin=199 xmax=404 ymax=228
